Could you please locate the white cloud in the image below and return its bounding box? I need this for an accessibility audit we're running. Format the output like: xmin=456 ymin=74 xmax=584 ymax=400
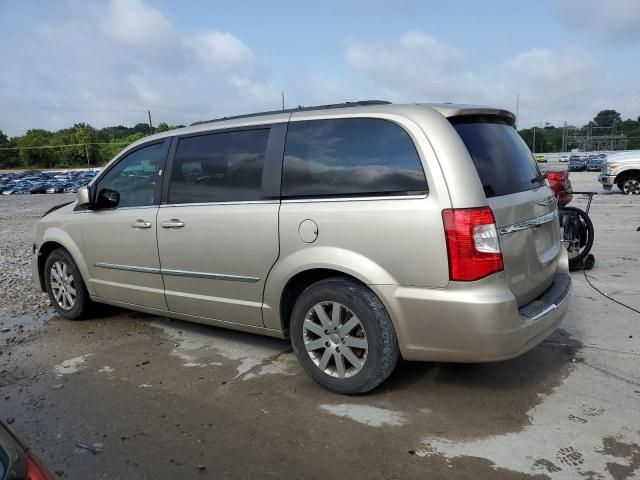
xmin=345 ymin=32 xmax=490 ymax=104
xmin=0 ymin=0 xmax=279 ymax=135
xmin=500 ymin=47 xmax=600 ymax=126
xmin=553 ymin=0 xmax=640 ymax=41
xmin=344 ymin=33 xmax=639 ymax=128
xmin=1 ymin=3 xmax=638 ymax=137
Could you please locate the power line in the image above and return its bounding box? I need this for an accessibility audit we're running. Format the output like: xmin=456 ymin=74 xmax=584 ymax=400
xmin=0 ymin=142 xmax=129 ymax=151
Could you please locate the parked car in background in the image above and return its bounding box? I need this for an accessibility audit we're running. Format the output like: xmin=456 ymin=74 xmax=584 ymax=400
xmin=0 ymin=169 xmax=100 ymax=196
xmin=32 ymin=101 xmax=571 ymax=393
xmin=586 ymin=157 xmax=604 ymax=172
xmin=534 ymin=154 xmax=547 ymax=163
xmin=559 ymin=155 xmax=569 ymax=162
xmin=599 ymin=151 xmax=640 ymax=194
xmin=0 ymin=421 xmax=54 ymax=479
xmin=569 ymin=156 xmax=587 ymax=171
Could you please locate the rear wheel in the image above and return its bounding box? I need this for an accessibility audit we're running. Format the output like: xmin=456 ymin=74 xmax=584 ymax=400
xmin=290 ymin=277 xmax=399 ymax=394
xmin=44 ymin=249 xmax=92 ymax=319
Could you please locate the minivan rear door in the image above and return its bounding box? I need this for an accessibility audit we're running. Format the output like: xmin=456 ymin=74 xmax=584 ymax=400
xmin=450 ymin=116 xmax=561 ymax=306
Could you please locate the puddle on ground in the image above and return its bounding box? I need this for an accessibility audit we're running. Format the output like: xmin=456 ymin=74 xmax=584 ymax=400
xmin=0 ymin=311 xmax=53 ymax=337
xmin=413 ymin=350 xmax=640 ymax=479
xmin=53 ymin=354 xmax=91 ymax=376
xmin=148 ymin=317 xmax=296 ymax=380
xmin=319 ymin=403 xmax=407 ymax=427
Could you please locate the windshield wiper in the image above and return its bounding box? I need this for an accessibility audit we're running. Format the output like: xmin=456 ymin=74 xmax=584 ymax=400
xmin=532 ymin=172 xmax=548 ymax=184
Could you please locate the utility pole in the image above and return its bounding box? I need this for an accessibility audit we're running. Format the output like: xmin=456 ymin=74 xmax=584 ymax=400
xmin=281 ymin=92 xmax=285 ymax=111
xmin=85 ymin=143 xmax=90 ymax=168
xmin=532 ymin=127 xmax=536 ymax=153
xmin=147 ymin=110 xmax=154 ymax=134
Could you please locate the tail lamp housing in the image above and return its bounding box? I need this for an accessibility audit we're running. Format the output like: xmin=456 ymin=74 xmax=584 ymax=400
xmin=442 ymin=207 xmax=504 ymax=281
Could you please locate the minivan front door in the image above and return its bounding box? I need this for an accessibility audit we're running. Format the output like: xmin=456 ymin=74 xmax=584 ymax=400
xmin=82 ymin=140 xmax=169 ymax=310
xmin=156 ymin=127 xmax=280 ymax=326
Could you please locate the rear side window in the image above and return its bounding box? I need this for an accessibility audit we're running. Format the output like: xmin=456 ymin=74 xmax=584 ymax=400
xmin=282 ymin=118 xmax=427 ymax=198
xmin=451 ymin=116 xmax=543 ymax=198
xmin=168 ymin=129 xmax=269 ymax=204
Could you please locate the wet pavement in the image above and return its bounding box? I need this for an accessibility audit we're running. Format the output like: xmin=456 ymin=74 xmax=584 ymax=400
xmin=1 ymin=171 xmax=639 ymax=479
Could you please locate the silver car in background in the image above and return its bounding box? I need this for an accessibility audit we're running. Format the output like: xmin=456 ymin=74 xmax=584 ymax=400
xmin=32 ymin=101 xmax=571 ymax=393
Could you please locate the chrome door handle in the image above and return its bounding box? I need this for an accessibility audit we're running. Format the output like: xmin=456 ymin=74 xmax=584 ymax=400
xmin=161 ymin=219 xmax=185 ymax=229
xmin=131 ymin=219 xmax=152 ymax=229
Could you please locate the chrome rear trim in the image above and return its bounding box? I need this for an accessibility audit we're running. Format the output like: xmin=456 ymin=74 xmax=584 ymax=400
xmin=498 ymin=210 xmax=557 ymax=235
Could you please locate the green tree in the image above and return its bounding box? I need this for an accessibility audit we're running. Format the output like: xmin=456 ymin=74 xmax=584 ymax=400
xmin=0 ymin=130 xmax=20 ymax=168
xmin=155 ymin=122 xmax=184 ymax=133
xmin=592 ymin=110 xmax=622 ymax=127
xmin=17 ymin=129 xmax=55 ymax=168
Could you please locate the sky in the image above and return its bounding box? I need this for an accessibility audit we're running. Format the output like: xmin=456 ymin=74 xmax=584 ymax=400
xmin=1 ymin=0 xmax=639 ymax=136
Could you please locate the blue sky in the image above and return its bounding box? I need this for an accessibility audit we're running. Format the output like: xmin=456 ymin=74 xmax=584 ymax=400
xmin=1 ymin=0 xmax=639 ymax=135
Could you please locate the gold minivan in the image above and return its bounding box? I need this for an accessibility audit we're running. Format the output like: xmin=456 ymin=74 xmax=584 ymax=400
xmin=32 ymin=101 xmax=571 ymax=393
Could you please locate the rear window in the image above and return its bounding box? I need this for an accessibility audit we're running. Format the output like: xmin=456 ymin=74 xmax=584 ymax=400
xmin=282 ymin=118 xmax=427 ymax=198
xmin=450 ymin=116 xmax=543 ymax=198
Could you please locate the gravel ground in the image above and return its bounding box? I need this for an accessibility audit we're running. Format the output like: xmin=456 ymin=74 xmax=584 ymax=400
xmin=0 ymin=194 xmax=75 ymax=317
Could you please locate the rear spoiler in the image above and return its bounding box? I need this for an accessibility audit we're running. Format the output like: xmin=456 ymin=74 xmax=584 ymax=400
xmin=426 ymin=104 xmax=516 ymax=126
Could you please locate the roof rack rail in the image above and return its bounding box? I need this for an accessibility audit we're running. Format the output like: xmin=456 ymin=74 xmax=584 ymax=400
xmin=190 ymin=100 xmax=392 ymax=126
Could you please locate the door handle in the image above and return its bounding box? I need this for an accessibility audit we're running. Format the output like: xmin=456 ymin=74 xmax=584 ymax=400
xmin=161 ymin=219 xmax=185 ymax=229
xmin=131 ymin=219 xmax=152 ymax=229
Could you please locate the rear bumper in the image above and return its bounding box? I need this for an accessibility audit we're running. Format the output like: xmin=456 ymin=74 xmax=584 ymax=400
xmin=598 ymin=174 xmax=615 ymax=188
xmin=374 ymin=250 xmax=571 ymax=362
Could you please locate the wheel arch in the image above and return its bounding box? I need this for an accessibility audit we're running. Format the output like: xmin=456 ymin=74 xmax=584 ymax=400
xmin=262 ymin=247 xmax=398 ymax=334
xmin=616 ymin=168 xmax=640 ymax=184
xmin=37 ymin=229 xmax=92 ymax=294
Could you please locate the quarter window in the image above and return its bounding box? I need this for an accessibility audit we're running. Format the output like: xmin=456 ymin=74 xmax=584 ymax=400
xmin=96 ymin=141 xmax=167 ymax=208
xmin=282 ymin=118 xmax=427 ymax=198
xmin=168 ymin=129 xmax=269 ymax=204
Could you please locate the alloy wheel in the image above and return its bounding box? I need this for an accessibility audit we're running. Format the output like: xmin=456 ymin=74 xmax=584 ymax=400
xmin=50 ymin=261 xmax=76 ymax=310
xmin=622 ymin=179 xmax=640 ymax=195
xmin=302 ymin=301 xmax=368 ymax=378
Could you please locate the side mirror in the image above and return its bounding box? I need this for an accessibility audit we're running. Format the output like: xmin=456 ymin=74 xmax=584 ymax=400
xmin=77 ymin=186 xmax=91 ymax=207
xmin=96 ymin=188 xmax=120 ymax=209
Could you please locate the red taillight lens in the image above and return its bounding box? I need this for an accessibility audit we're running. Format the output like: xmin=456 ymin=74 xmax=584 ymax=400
xmin=442 ymin=207 xmax=504 ymax=281
xmin=26 ymin=452 xmax=54 ymax=480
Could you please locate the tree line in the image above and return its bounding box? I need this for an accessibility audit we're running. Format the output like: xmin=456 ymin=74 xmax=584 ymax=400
xmin=0 ymin=122 xmax=183 ymax=170
xmin=1 ymin=109 xmax=639 ymax=170
xmin=518 ymin=110 xmax=640 ymax=153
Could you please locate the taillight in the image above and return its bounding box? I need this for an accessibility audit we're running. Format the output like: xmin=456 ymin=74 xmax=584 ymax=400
xmin=546 ymin=171 xmax=564 ymax=182
xmin=26 ymin=452 xmax=54 ymax=480
xmin=442 ymin=207 xmax=504 ymax=281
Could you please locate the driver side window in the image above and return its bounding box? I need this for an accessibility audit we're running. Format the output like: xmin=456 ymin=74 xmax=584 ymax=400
xmin=96 ymin=141 xmax=167 ymax=208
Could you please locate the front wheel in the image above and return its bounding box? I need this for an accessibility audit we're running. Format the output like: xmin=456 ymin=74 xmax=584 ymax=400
xmin=619 ymin=175 xmax=640 ymax=195
xmin=44 ymin=249 xmax=92 ymax=319
xmin=290 ymin=277 xmax=399 ymax=394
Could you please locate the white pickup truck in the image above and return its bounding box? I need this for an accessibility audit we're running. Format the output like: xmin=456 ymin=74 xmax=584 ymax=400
xmin=598 ymin=151 xmax=640 ymax=195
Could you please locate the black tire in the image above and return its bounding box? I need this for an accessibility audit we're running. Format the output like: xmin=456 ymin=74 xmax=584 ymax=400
xmin=584 ymin=254 xmax=596 ymax=270
xmin=619 ymin=174 xmax=640 ymax=195
xmin=562 ymin=206 xmax=594 ymax=267
xmin=44 ymin=248 xmax=92 ymax=320
xmin=290 ymin=277 xmax=399 ymax=394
